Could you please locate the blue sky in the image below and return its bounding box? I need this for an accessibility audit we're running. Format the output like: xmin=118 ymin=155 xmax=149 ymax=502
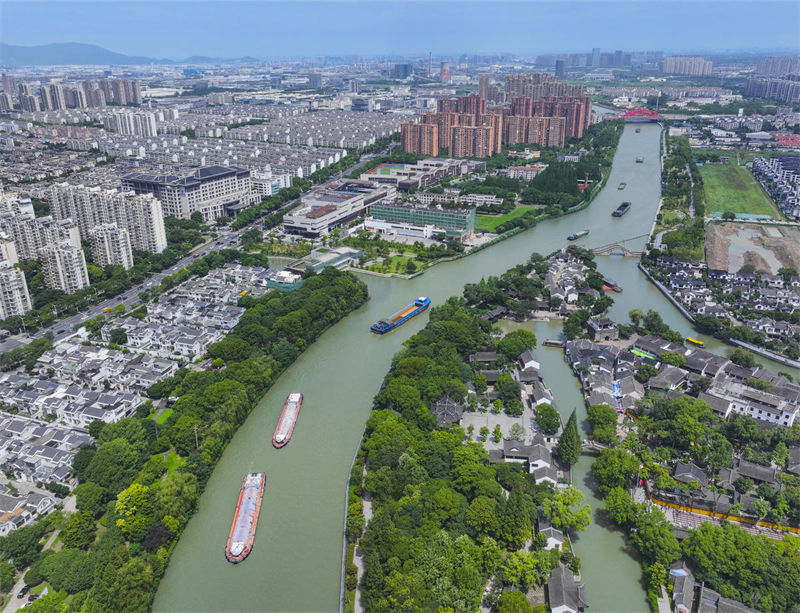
xmin=1 ymin=1 xmax=798 ymax=59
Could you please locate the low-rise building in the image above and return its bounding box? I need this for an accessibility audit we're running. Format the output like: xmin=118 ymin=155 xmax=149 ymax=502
xmin=367 ymin=202 xmax=475 ymax=241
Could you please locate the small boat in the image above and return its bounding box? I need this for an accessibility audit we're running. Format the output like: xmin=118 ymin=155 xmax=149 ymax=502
xmin=542 ymin=339 xmax=566 ymax=348
xmin=602 ymin=277 xmax=623 ymax=293
xmin=618 ymin=182 xmax=627 ymax=190
xmin=567 ymin=230 xmax=590 ymax=241
xmin=635 ymin=128 xmax=641 ymax=133
xmin=612 ymin=202 xmax=632 ymax=217
xmin=636 ymin=157 xmax=644 ymax=163
xmin=225 ymin=473 xmax=265 ymax=564
xmin=273 ymin=393 xmax=303 ymax=448
xmin=686 ymin=337 xmax=705 ymax=347
xmin=371 ymin=297 xmax=431 ymax=334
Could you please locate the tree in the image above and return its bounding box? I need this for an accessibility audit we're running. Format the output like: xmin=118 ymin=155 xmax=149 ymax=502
xmin=83 ymin=438 xmax=141 ymax=496
xmin=466 ymin=496 xmax=498 ymax=537
xmin=509 ymin=423 xmax=526 ymax=441
xmin=535 ymin=404 xmax=560 ymax=434
xmin=734 ymin=476 xmax=754 ymax=494
xmin=729 ymin=347 xmax=756 ymax=368
xmin=592 ymin=448 xmax=640 ymax=495
xmin=0 ymin=560 xmax=14 ymax=593
xmin=495 ymin=590 xmax=533 ymax=613
xmin=542 ymin=486 xmax=591 ymax=533
xmin=554 ymin=409 xmax=580 ymax=467
xmin=108 ymin=328 xmax=128 ymax=345
xmin=635 ymin=364 xmax=658 ymax=383
xmin=604 ymin=487 xmax=638 ymax=526
xmin=659 ymin=352 xmax=686 ymax=367
xmin=493 ymin=424 xmax=502 ymax=442
xmin=587 ymin=403 xmax=617 ymax=445
xmin=722 ymin=211 xmax=736 ymax=220
xmin=496 ymin=373 xmax=521 ymax=403
xmin=0 ymin=521 xmax=45 ymax=568
xmin=498 ymin=489 xmax=531 ymax=549
xmin=629 ymin=308 xmax=644 ymax=327
xmin=480 ymin=426 xmax=490 ymax=440
xmin=60 ymin=511 xmax=97 ymax=550
xmin=630 ymin=507 xmax=680 ymax=567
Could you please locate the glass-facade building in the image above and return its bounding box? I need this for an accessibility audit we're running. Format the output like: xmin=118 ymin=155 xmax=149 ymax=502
xmin=370 ymin=203 xmax=475 ymax=239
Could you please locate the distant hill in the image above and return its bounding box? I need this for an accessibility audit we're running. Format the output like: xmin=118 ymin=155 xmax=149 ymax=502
xmin=0 ymin=43 xmax=260 ymax=67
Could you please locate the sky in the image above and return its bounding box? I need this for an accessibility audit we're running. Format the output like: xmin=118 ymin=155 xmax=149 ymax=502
xmin=1 ymin=1 xmax=798 ymax=60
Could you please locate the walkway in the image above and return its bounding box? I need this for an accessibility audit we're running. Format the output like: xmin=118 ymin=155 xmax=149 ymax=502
xmin=685 ymin=164 xmax=696 ymax=219
xmin=352 ymin=471 xmax=373 ymax=613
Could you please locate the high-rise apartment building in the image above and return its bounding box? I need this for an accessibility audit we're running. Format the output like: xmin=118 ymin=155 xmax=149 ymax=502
xmin=0 ymin=94 xmax=12 ymax=112
xmin=478 ymin=75 xmax=490 ymax=100
xmin=504 ymin=116 xmax=566 ymax=148
xmin=122 ymin=165 xmax=256 ymax=221
xmin=393 ymin=63 xmax=413 ymax=79
xmin=106 ymin=111 xmax=158 ymax=137
xmin=745 ymin=75 xmax=800 ymax=104
xmin=662 ymin=57 xmax=713 ymax=76
xmin=555 ymin=60 xmax=566 ymax=78
xmin=0 ymin=260 xmax=32 ymax=321
xmin=111 ymin=80 xmax=128 ymax=105
xmin=401 ymin=123 xmax=438 ymax=156
xmin=450 ymin=125 xmax=494 ymax=158
xmin=89 ymin=89 xmax=106 ymax=108
xmin=510 ymin=95 xmax=592 ymax=139
xmin=755 ymin=56 xmax=800 ymax=77
xmin=349 ymin=79 xmax=361 ymax=94
xmin=49 ymin=84 xmax=67 ymax=110
xmin=39 ymin=241 xmax=89 ymax=294
xmin=0 ymin=213 xmax=81 ymax=260
xmin=39 ymin=87 xmax=53 ymax=111
xmin=67 ymin=88 xmax=87 ymax=109
xmin=1 ymin=74 xmax=17 ymax=96
xmin=49 ymin=183 xmax=168 ymax=253
xmin=91 ymin=224 xmax=134 ymax=270
xmin=19 ymin=94 xmax=40 ymax=113
xmin=18 ymin=83 xmax=31 ymax=97
xmin=99 ymin=79 xmax=113 ymax=104
xmin=504 ymin=73 xmax=584 ymax=100
xmin=591 ymin=48 xmax=601 ymax=67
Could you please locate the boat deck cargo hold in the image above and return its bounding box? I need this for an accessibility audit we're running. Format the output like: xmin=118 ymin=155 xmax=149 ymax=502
xmin=273 ymin=393 xmax=303 ymax=448
xmin=371 ymin=297 xmax=431 ymax=334
xmin=225 ymin=473 xmax=265 ymax=564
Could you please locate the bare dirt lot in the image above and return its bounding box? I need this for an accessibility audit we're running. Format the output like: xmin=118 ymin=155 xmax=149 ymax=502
xmin=705 ymin=222 xmax=800 ymax=273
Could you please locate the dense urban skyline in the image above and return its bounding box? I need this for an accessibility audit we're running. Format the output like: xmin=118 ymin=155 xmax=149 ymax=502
xmin=1 ymin=1 xmax=799 ymax=59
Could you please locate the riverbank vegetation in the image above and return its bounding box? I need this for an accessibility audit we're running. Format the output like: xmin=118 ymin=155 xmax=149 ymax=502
xmin=41 ymin=267 xmax=370 ymax=612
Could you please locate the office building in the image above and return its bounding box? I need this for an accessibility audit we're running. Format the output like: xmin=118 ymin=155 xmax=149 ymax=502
xmin=49 ymin=183 xmax=168 ymax=253
xmin=393 ymin=63 xmax=413 ymax=79
xmin=122 ymin=165 xmax=257 ymax=221
xmin=250 ymin=169 xmax=292 ymax=197
xmin=0 ymin=94 xmax=12 ymax=112
xmin=555 ymin=60 xmax=566 ymax=78
xmin=49 ymin=84 xmax=66 ymax=110
xmin=39 ymin=87 xmax=53 ymax=111
xmin=360 ymin=157 xmax=472 ymax=190
xmin=307 ymin=74 xmax=322 ymax=88
xmin=0 ymin=260 xmax=32 ymax=321
xmin=39 ymin=241 xmax=89 ymax=294
xmin=0 ymin=214 xmax=81 ymax=261
xmin=368 ymin=202 xmax=475 ymax=241
xmin=755 ymin=56 xmax=800 ymax=77
xmin=91 ymin=224 xmax=134 ymax=270
xmin=1 ymin=74 xmax=17 ymax=96
xmin=401 ymin=122 xmax=439 ymax=156
xmin=349 ymin=79 xmax=361 ymax=94
xmin=19 ymin=94 xmax=39 ymax=113
xmin=591 ymin=48 xmax=601 ymax=67
xmin=283 ymin=180 xmax=395 ymax=238
xmin=662 ymin=57 xmax=713 ymax=76
xmin=111 ymin=80 xmax=128 ymax=105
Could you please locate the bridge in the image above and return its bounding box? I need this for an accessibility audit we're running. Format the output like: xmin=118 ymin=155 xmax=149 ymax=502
xmin=590 ymin=234 xmax=649 ymax=257
xmin=581 ymin=440 xmax=610 ymax=452
xmin=618 ymin=107 xmax=665 ymax=123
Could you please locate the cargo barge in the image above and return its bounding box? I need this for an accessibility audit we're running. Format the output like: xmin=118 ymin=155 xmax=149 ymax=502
xmin=371 ymin=297 xmax=431 ymax=334
xmin=273 ymin=393 xmax=303 ymax=448
xmin=542 ymin=339 xmax=566 ymax=348
xmin=567 ymin=230 xmax=590 ymax=241
xmin=225 ymin=473 xmax=265 ymax=564
xmin=612 ymin=202 xmax=632 ymax=217
xmin=602 ymin=277 xmax=623 ymax=293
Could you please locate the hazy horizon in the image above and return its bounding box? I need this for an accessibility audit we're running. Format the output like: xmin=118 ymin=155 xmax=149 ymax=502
xmin=1 ymin=1 xmax=799 ymax=60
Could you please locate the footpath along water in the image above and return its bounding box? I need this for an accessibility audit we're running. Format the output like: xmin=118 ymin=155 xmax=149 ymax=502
xmin=153 ymin=121 xmax=797 ymax=613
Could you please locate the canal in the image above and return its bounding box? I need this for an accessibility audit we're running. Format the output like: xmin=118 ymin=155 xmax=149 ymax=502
xmin=153 ymin=120 xmax=797 ymax=613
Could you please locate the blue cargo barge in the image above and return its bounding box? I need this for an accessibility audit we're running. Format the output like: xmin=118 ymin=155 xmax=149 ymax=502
xmin=370 ymin=297 xmax=431 ymax=334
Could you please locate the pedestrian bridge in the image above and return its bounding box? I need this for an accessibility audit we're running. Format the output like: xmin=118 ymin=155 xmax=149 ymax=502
xmin=590 ymin=234 xmax=649 ymax=257
xmin=581 ymin=440 xmax=609 ymax=451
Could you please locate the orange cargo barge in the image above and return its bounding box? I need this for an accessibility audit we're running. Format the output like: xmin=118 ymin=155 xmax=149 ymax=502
xmin=225 ymin=473 xmax=265 ymax=563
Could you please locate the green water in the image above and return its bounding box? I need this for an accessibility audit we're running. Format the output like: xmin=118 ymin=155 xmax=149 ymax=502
xmin=152 ymin=121 xmax=796 ymax=613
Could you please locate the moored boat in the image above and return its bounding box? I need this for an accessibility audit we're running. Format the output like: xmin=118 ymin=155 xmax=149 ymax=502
xmin=602 ymin=277 xmax=623 ymax=293
xmin=542 ymin=339 xmax=566 ymax=348
xmin=567 ymin=230 xmax=590 ymax=241
xmin=618 ymin=182 xmax=626 ymax=190
xmin=273 ymin=393 xmax=303 ymax=448
xmin=636 ymin=157 xmax=644 ymax=163
xmin=636 ymin=128 xmax=641 ymax=133
xmin=686 ymin=337 xmax=705 ymax=347
xmin=225 ymin=473 xmax=265 ymax=564
xmin=371 ymin=297 xmax=431 ymax=334
xmin=612 ymin=202 xmax=632 ymax=217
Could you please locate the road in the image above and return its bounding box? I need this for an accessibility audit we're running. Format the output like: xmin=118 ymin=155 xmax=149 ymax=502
xmin=0 ymin=142 xmax=396 ymax=356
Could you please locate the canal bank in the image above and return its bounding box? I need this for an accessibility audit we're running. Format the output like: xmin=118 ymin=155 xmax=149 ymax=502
xmin=153 ymin=120 xmax=798 ymax=613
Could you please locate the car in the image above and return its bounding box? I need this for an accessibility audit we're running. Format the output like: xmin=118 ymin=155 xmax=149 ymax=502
xmin=18 ymin=586 xmax=29 ymax=598
xmin=28 ymin=594 xmax=39 ymax=602
xmin=56 ymin=330 xmax=65 ymax=335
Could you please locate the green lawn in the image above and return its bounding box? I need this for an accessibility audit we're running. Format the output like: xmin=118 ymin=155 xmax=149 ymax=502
xmin=476 ymin=205 xmax=536 ymax=233
xmin=365 ymin=255 xmax=422 ymax=275
xmin=165 ymin=450 xmax=186 ymax=474
xmin=700 ymin=165 xmax=779 ymax=218
xmin=155 ymin=409 xmax=173 ymax=424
